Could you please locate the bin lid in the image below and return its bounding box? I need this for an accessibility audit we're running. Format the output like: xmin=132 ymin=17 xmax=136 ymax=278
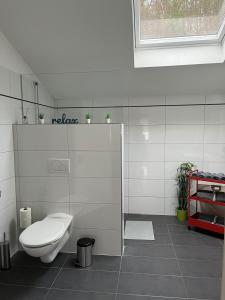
xmin=77 ymin=238 xmax=95 ymax=247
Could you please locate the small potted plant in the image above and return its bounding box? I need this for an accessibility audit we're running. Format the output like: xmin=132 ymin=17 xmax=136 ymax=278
xmin=176 ymin=162 xmax=195 ymax=222
xmin=23 ymin=115 xmax=28 ymax=124
xmin=105 ymin=113 xmax=111 ymax=124
xmin=39 ymin=113 xmax=45 ymax=124
xmin=85 ymin=113 xmax=91 ymax=124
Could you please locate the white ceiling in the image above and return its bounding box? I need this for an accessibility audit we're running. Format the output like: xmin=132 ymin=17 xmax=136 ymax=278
xmin=0 ymin=0 xmax=225 ymax=100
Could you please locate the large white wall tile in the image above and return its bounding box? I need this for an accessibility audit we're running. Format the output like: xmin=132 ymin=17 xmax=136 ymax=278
xmin=69 ymin=151 xmax=121 ymax=178
xmin=129 ymin=96 xmax=165 ymax=106
xmin=0 ymin=96 xmax=21 ymax=125
xmin=0 ymin=202 xmax=17 ymax=253
xmin=0 ymin=152 xmax=15 ymax=181
xmin=203 ymin=162 xmax=225 ymax=173
xmin=206 ymin=94 xmax=225 ymax=104
xmin=166 ymin=106 xmax=204 ymax=124
xmin=129 ymin=125 xmax=165 ymax=143
xmin=204 ymin=125 xmax=225 ymax=143
xmin=16 ymin=125 xmax=67 ymax=150
xmin=0 ymin=178 xmax=16 ymax=211
xmin=67 ymin=229 xmax=121 ymax=256
xmin=165 ymin=144 xmax=203 ymax=161
xmin=129 ymin=107 xmax=165 ymax=125
xmin=69 ymin=178 xmax=121 ymax=204
xmin=204 ymin=144 xmax=225 ymax=162
xmin=0 ymin=125 xmax=13 ymax=152
xmin=166 ymin=95 xmax=205 ymax=105
xmin=19 ymin=177 xmax=69 ymax=203
xmin=205 ymin=105 xmax=225 ymax=124
xmin=165 ymin=125 xmax=204 ymax=143
xmin=18 ymin=151 xmax=68 ymax=176
xmin=68 ymin=124 xmax=121 ymax=151
xmin=165 ymin=180 xmax=177 ymax=198
xmin=70 ymin=203 xmax=121 ymax=230
xmin=124 ymin=197 xmax=129 ymax=213
xmin=165 ymin=198 xmax=177 ymax=216
xmin=20 ymin=201 xmax=70 ymax=223
xmin=129 ymin=179 xmax=164 ymax=197
xmin=129 ymin=197 xmax=164 ymax=215
xmin=129 ymin=162 xmax=164 ymax=179
xmin=129 ymin=144 xmax=164 ymax=162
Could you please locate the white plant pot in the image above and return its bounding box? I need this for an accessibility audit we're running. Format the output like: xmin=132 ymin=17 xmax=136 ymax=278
xmin=106 ymin=118 xmax=111 ymax=124
xmin=86 ymin=119 xmax=91 ymax=124
xmin=39 ymin=119 xmax=45 ymax=124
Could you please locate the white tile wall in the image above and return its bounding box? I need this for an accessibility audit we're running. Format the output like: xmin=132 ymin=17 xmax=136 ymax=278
xmin=56 ymin=95 xmax=225 ymax=216
xmin=14 ymin=124 xmax=122 ymax=256
xmin=0 ymin=63 xmax=54 ymax=256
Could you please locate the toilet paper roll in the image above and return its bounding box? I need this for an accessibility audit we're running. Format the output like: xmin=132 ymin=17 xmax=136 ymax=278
xmin=20 ymin=207 xmax=32 ymax=229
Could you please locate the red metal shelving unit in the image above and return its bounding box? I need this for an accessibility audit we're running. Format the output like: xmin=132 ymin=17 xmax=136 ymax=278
xmin=188 ymin=174 xmax=225 ymax=235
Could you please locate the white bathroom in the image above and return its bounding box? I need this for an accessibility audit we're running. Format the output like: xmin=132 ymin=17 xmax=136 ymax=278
xmin=0 ymin=1 xmax=225 ymax=300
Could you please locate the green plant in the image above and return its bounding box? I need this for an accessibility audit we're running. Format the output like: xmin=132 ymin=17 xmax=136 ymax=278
xmin=39 ymin=113 xmax=44 ymax=119
xmin=177 ymin=162 xmax=195 ymax=210
xmin=85 ymin=113 xmax=91 ymax=119
xmin=105 ymin=113 xmax=111 ymax=119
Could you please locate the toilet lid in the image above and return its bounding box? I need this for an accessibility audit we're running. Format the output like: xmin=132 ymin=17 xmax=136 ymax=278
xmin=19 ymin=220 xmax=65 ymax=247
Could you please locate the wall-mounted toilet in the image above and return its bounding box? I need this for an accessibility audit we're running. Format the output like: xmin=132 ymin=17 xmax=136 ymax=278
xmin=19 ymin=213 xmax=73 ymax=263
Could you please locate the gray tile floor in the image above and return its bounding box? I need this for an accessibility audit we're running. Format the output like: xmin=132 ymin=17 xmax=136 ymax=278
xmin=0 ymin=215 xmax=223 ymax=300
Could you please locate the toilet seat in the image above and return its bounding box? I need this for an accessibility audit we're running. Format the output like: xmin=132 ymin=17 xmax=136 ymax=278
xmin=19 ymin=219 xmax=65 ymax=248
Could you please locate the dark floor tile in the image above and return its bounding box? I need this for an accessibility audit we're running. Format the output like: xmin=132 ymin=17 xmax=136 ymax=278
xmin=117 ymin=295 xmax=186 ymax=300
xmin=152 ymin=225 xmax=169 ymax=235
xmin=0 ymin=283 xmax=48 ymax=300
xmin=118 ymin=273 xmax=186 ymax=298
xmin=124 ymin=234 xmax=171 ymax=246
xmin=12 ymin=251 xmax=68 ymax=268
xmin=179 ymin=259 xmax=222 ymax=278
xmin=184 ymin=276 xmax=221 ymax=300
xmin=53 ymin=269 xmax=118 ymax=293
xmin=165 ymin=216 xmax=186 ymax=225
xmin=174 ymin=245 xmax=223 ymax=261
xmin=121 ymin=256 xmax=180 ymax=275
xmin=168 ymin=225 xmax=189 ymax=234
xmin=46 ymin=289 xmax=116 ymax=300
xmin=171 ymin=233 xmax=222 ymax=247
xmin=124 ymin=244 xmax=175 ymax=258
xmin=64 ymin=254 xmax=121 ymax=271
xmin=0 ymin=266 xmax=59 ymax=288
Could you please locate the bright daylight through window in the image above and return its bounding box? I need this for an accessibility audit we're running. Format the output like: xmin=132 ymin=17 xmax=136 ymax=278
xmin=133 ymin=0 xmax=225 ymax=67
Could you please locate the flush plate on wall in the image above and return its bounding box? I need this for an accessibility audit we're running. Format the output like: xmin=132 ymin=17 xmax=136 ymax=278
xmin=48 ymin=158 xmax=70 ymax=174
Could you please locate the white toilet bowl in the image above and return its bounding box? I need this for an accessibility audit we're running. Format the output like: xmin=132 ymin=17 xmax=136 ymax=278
xmin=19 ymin=213 xmax=73 ymax=263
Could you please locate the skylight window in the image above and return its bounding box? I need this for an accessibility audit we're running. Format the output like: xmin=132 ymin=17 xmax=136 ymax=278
xmin=132 ymin=0 xmax=225 ymax=67
xmin=134 ymin=0 xmax=225 ymax=46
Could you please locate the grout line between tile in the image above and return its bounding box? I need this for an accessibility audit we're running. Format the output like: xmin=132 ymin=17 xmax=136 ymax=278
xmin=167 ymin=223 xmax=189 ymax=299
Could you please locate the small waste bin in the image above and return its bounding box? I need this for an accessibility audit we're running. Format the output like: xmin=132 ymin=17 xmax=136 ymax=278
xmin=76 ymin=238 xmax=95 ymax=268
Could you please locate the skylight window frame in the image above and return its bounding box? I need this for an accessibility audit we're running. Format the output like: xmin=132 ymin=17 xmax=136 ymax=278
xmin=133 ymin=0 xmax=225 ymax=48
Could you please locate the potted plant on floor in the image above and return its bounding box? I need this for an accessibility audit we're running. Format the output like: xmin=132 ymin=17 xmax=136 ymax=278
xmin=85 ymin=113 xmax=91 ymax=124
xmin=176 ymin=162 xmax=195 ymax=222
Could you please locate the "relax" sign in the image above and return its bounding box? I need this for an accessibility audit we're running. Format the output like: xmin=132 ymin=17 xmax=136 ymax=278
xmin=52 ymin=113 xmax=78 ymax=124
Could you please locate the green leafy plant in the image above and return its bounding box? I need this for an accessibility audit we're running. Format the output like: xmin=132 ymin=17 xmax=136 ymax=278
xmin=39 ymin=113 xmax=44 ymax=119
xmin=177 ymin=162 xmax=195 ymax=210
xmin=105 ymin=113 xmax=111 ymax=119
xmin=85 ymin=113 xmax=91 ymax=119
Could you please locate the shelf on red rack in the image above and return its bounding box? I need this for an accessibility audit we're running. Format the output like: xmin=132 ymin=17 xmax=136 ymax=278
xmin=188 ymin=213 xmax=224 ymax=234
xmin=189 ymin=176 xmax=225 ymax=185
xmin=189 ymin=195 xmax=225 ymax=207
